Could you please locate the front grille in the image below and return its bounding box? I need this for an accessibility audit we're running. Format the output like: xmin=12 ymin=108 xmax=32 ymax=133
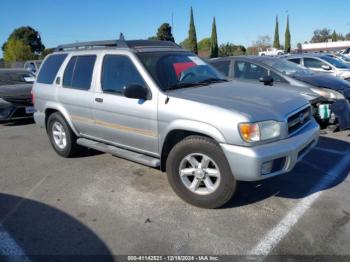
xmin=287 ymin=106 xmax=311 ymax=134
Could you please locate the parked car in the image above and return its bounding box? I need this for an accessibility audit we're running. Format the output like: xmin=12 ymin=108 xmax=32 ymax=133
xmin=33 ymin=40 xmax=319 ymax=208
xmin=209 ymin=56 xmax=350 ymax=130
xmin=339 ymin=47 xmax=350 ymax=57
xmin=332 ymin=53 xmax=350 ymax=65
xmin=259 ymin=48 xmax=285 ymax=56
xmin=0 ymin=69 xmax=35 ymax=121
xmin=282 ymin=53 xmax=350 ymax=81
xmin=24 ymin=60 xmax=42 ymax=75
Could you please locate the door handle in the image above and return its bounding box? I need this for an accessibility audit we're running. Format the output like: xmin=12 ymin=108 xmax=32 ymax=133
xmin=95 ymin=97 xmax=103 ymax=103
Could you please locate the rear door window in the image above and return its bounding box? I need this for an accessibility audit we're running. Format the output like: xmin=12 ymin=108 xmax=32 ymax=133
xmin=37 ymin=54 xmax=67 ymax=84
xmin=234 ymin=61 xmax=268 ymax=80
xmin=63 ymin=55 xmax=96 ymax=90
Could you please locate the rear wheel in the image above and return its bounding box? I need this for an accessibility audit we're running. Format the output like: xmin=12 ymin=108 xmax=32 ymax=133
xmin=47 ymin=112 xmax=81 ymax=157
xmin=166 ymin=136 xmax=236 ymax=209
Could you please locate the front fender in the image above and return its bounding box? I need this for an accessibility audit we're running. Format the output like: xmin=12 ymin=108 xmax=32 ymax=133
xmin=160 ymin=119 xmax=227 ymax=149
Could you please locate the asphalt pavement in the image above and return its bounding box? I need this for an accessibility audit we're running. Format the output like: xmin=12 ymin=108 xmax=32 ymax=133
xmin=0 ymin=120 xmax=349 ymax=259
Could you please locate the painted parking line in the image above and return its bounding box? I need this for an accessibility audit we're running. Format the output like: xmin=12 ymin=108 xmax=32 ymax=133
xmin=0 ymin=176 xmax=47 ymax=260
xmin=247 ymin=150 xmax=350 ymax=260
xmin=0 ymin=224 xmax=30 ymax=261
xmin=313 ymin=146 xmax=348 ymax=155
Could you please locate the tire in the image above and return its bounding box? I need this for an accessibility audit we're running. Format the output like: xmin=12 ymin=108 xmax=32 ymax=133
xmin=47 ymin=112 xmax=81 ymax=157
xmin=166 ymin=135 xmax=236 ymax=209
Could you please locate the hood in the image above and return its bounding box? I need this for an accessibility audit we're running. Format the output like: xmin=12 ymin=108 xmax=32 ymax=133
xmin=168 ymin=81 xmax=308 ymax=122
xmin=293 ymin=73 xmax=350 ymax=91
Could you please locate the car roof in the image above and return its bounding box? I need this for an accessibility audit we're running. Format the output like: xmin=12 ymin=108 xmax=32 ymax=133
xmin=209 ymin=55 xmax=278 ymax=63
xmin=54 ymin=39 xmax=184 ymax=54
xmin=283 ymin=53 xmax=331 ymax=59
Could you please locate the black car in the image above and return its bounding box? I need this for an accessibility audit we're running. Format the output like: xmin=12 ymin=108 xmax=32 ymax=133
xmin=209 ymin=56 xmax=350 ymax=130
xmin=0 ymin=69 xmax=35 ymax=121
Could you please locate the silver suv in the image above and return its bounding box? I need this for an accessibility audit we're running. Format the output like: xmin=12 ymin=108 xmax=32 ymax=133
xmin=33 ymin=40 xmax=320 ymax=208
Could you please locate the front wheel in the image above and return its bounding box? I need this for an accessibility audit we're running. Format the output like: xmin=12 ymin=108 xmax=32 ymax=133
xmin=166 ymin=136 xmax=236 ymax=209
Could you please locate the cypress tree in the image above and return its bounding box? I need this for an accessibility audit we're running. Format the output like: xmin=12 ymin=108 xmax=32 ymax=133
xmin=210 ymin=17 xmax=219 ymax=58
xmin=273 ymin=16 xmax=280 ymax=49
xmin=332 ymin=30 xmax=338 ymax=42
xmin=285 ymin=16 xmax=291 ymax=53
xmin=188 ymin=7 xmax=198 ymax=54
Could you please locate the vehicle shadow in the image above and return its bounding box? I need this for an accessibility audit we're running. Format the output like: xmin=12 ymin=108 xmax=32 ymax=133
xmin=224 ymin=136 xmax=350 ymax=209
xmin=0 ymin=193 xmax=114 ymax=261
xmin=0 ymin=118 xmax=35 ymax=126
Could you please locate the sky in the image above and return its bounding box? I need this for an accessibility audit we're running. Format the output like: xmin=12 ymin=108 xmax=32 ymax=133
xmin=1 ymin=0 xmax=350 ymax=54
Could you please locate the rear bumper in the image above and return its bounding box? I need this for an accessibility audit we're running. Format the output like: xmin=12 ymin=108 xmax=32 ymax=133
xmin=0 ymin=103 xmax=33 ymax=121
xmin=220 ymin=119 xmax=320 ymax=181
xmin=34 ymin=111 xmax=46 ymax=128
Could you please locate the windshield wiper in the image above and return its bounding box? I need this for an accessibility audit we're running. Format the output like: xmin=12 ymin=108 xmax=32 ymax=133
xmin=167 ymin=78 xmax=228 ymax=91
xmin=167 ymin=82 xmax=206 ymax=90
xmin=194 ymin=78 xmax=228 ymax=84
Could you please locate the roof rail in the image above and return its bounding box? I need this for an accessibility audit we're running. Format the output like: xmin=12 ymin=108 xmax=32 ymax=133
xmin=55 ymin=39 xmax=182 ymax=52
xmin=55 ymin=40 xmax=128 ymax=51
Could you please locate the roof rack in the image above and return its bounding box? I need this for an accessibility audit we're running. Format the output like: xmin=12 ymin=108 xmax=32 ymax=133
xmin=55 ymin=39 xmax=181 ymax=52
xmin=55 ymin=40 xmax=127 ymax=51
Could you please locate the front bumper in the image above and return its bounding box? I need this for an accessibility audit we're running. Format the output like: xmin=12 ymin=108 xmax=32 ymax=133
xmin=220 ymin=119 xmax=320 ymax=181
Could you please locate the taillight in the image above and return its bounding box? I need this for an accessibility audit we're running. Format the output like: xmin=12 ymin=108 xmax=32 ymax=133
xmin=31 ymin=90 xmax=35 ymax=105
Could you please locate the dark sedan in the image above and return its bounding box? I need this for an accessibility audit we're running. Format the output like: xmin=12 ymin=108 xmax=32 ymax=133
xmin=209 ymin=56 xmax=350 ymax=130
xmin=0 ymin=69 xmax=35 ymax=121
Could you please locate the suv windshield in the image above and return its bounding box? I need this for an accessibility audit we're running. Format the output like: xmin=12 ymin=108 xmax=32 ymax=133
xmin=265 ymin=59 xmax=313 ymax=77
xmin=0 ymin=70 xmax=35 ymax=86
xmin=321 ymin=55 xmax=348 ymax=69
xmin=137 ymin=51 xmax=226 ymax=91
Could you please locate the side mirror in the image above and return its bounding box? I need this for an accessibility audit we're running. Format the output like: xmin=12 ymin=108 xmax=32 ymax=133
xmin=123 ymin=84 xmax=149 ymax=100
xmin=321 ymin=64 xmax=332 ymax=71
xmin=259 ymin=75 xmax=274 ymax=86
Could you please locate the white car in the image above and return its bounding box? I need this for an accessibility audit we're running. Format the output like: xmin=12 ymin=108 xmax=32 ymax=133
xmin=259 ymin=48 xmax=285 ymax=56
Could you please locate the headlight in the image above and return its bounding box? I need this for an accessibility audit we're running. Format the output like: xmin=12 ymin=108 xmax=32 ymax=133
xmin=310 ymin=88 xmax=345 ymax=99
xmin=238 ymin=120 xmax=281 ymax=142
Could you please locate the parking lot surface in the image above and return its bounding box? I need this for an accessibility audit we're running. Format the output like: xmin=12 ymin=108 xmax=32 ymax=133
xmin=0 ymin=120 xmax=350 ymax=258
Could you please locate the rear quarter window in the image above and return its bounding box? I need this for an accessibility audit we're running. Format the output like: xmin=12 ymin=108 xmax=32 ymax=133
xmin=36 ymin=54 xmax=67 ymax=84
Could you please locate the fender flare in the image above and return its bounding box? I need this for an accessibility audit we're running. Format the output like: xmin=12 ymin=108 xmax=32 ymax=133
xmin=160 ymin=119 xmax=227 ymax=150
xmin=44 ymin=102 xmax=79 ymax=136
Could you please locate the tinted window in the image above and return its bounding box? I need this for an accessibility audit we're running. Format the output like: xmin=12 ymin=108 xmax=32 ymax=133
xmin=101 ymin=55 xmax=145 ymax=94
xmin=303 ymin=58 xmax=326 ymax=68
xmin=211 ymin=60 xmax=230 ymax=76
xmin=321 ymin=55 xmax=348 ymax=68
xmin=63 ymin=56 xmax=77 ymax=87
xmin=63 ymin=55 xmax=96 ymax=90
xmin=270 ymin=71 xmax=286 ymax=83
xmin=289 ymin=58 xmax=301 ymax=64
xmin=37 ymin=54 xmax=67 ymax=84
xmin=137 ymin=52 xmax=225 ymax=91
xmin=234 ymin=61 xmax=268 ymax=80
